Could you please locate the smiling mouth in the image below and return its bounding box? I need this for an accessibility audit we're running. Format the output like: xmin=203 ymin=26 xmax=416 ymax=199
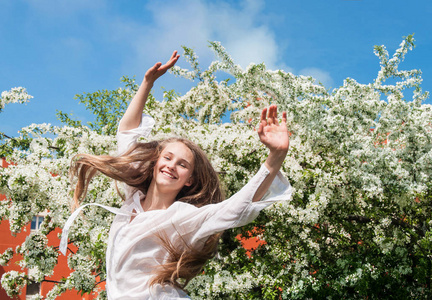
xmin=161 ymin=170 xmax=177 ymax=179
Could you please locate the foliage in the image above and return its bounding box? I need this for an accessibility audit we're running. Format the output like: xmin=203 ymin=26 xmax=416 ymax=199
xmin=56 ymin=76 xmax=139 ymax=136
xmin=0 ymin=87 xmax=32 ymax=113
xmin=1 ymin=35 xmax=431 ymax=299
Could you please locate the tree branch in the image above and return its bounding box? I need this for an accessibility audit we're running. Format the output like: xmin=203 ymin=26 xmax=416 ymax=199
xmin=346 ymin=215 xmax=371 ymax=223
xmin=42 ymin=279 xmax=64 ymax=284
xmin=95 ymin=279 xmax=106 ymax=286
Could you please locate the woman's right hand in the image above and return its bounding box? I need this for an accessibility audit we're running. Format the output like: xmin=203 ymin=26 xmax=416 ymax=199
xmin=120 ymin=51 xmax=179 ymax=132
xmin=144 ymin=51 xmax=180 ymax=85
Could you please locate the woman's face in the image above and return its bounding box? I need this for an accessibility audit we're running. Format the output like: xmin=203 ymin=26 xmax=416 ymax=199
xmin=153 ymin=141 xmax=195 ymax=194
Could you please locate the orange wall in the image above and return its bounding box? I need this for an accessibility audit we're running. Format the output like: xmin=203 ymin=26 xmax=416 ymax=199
xmin=236 ymin=227 xmax=267 ymax=258
xmin=0 ymin=158 xmax=101 ymax=299
xmin=0 ymin=220 xmax=94 ymax=299
xmin=0 ymin=158 xmax=26 ymax=299
xmin=0 ymin=219 xmax=28 ymax=300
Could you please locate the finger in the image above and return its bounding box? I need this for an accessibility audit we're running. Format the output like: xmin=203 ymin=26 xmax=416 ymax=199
xmin=167 ymin=54 xmax=180 ymax=65
xmin=162 ymin=54 xmax=180 ymax=70
xmin=274 ymin=105 xmax=279 ymax=125
xmin=282 ymin=111 xmax=287 ymax=124
xmin=260 ymin=107 xmax=268 ymax=128
xmin=272 ymin=105 xmax=280 ymax=125
xmin=267 ymin=105 xmax=275 ymax=125
xmin=168 ymin=51 xmax=179 ymax=63
xmin=148 ymin=62 xmax=162 ymax=74
xmin=272 ymin=104 xmax=278 ymax=118
xmin=171 ymin=54 xmax=180 ymax=66
xmin=260 ymin=107 xmax=268 ymax=122
xmin=257 ymin=120 xmax=264 ymax=136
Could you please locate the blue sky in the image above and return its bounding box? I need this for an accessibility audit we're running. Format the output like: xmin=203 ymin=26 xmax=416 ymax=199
xmin=1 ymin=0 xmax=431 ymax=136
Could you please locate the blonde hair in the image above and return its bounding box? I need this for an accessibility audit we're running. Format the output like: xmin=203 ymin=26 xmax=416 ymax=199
xmin=70 ymin=137 xmax=224 ymax=289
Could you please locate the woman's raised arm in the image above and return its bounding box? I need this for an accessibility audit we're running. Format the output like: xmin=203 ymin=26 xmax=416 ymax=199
xmin=118 ymin=51 xmax=180 ymax=132
xmin=252 ymin=105 xmax=290 ymax=202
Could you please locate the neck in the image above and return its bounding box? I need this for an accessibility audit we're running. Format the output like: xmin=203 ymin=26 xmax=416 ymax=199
xmin=142 ymin=181 xmax=177 ymax=211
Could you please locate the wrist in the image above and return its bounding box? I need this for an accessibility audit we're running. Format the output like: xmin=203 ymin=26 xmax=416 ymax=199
xmin=142 ymin=78 xmax=155 ymax=89
xmin=269 ymin=148 xmax=288 ymax=158
xmin=264 ymin=150 xmax=287 ymax=172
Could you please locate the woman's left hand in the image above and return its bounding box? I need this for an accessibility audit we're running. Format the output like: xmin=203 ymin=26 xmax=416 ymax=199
xmin=252 ymin=105 xmax=289 ymax=202
xmin=257 ymin=105 xmax=289 ymax=153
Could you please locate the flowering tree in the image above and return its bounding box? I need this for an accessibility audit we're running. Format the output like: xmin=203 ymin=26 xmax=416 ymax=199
xmin=1 ymin=35 xmax=431 ymax=299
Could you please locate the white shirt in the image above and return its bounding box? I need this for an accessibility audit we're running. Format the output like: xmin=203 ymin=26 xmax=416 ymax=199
xmin=61 ymin=115 xmax=292 ymax=299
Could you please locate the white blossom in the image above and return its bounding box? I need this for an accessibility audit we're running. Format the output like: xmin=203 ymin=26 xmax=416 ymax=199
xmin=0 ymin=87 xmax=33 ymax=110
xmin=1 ymin=36 xmax=431 ymax=299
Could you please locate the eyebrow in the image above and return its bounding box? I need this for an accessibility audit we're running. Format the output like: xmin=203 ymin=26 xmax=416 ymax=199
xmin=165 ymin=151 xmax=192 ymax=166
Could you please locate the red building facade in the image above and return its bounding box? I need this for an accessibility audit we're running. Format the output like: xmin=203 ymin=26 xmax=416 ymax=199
xmin=0 ymin=158 xmax=101 ymax=299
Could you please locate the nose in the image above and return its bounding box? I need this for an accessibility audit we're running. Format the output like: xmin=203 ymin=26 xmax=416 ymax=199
xmin=166 ymin=160 xmax=176 ymax=170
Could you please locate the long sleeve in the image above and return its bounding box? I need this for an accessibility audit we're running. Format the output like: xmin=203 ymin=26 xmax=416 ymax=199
xmin=116 ymin=114 xmax=155 ymax=207
xmin=116 ymin=114 xmax=155 ymax=155
xmin=171 ymin=164 xmax=292 ymax=246
xmin=104 ymin=115 xmax=291 ymax=299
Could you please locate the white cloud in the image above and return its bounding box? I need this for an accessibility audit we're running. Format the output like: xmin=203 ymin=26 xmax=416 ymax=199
xmin=299 ymin=67 xmax=334 ymax=88
xmin=110 ymin=0 xmax=285 ymax=73
xmin=19 ymin=0 xmax=334 ymax=90
xmin=103 ymin=0 xmax=334 ymax=93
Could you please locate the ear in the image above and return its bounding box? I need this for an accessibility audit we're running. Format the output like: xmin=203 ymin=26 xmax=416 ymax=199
xmin=184 ymin=177 xmax=193 ymax=187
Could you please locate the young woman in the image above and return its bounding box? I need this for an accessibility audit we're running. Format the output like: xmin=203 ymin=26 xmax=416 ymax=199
xmin=61 ymin=51 xmax=292 ymax=299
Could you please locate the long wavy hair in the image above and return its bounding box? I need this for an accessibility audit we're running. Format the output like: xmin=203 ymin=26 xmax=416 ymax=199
xmin=70 ymin=137 xmax=224 ymax=289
